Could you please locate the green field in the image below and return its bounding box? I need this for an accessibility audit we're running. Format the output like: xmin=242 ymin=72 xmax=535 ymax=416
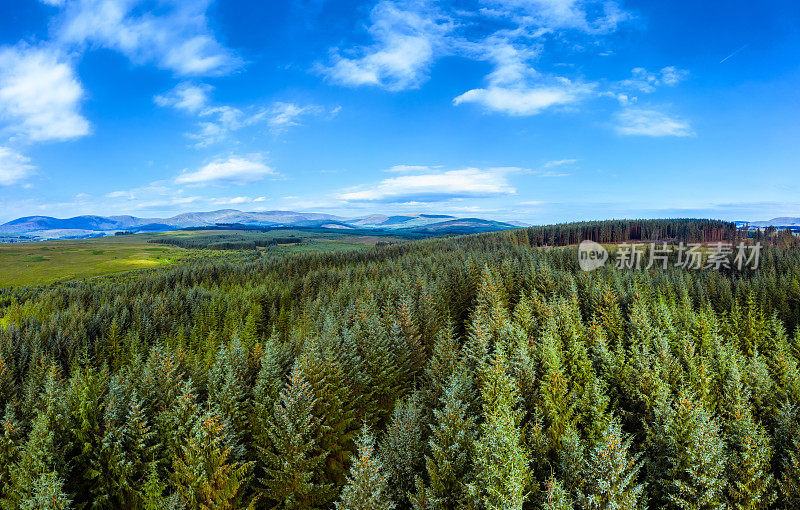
xmin=0 ymin=229 xmax=400 ymax=287
xmin=0 ymin=235 xmax=185 ymax=287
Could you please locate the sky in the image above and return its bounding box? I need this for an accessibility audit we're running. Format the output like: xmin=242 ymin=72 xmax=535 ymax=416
xmin=0 ymin=0 xmax=798 ymax=224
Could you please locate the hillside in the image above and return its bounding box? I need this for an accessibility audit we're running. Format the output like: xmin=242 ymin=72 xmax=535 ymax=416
xmin=0 ymin=210 xmax=520 ymax=241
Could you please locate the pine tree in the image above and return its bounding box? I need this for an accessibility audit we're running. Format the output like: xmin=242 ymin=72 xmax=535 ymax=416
xmin=720 ymin=363 xmax=775 ymax=509
xmin=575 ymin=417 xmax=644 ymax=509
xmin=542 ymin=477 xmax=574 ymax=510
xmin=257 ymin=363 xmax=329 ymax=508
xmin=411 ymin=371 xmax=476 ymax=509
xmin=336 ymin=427 xmax=395 ymax=510
xmin=645 ymin=392 xmax=727 ymax=510
xmin=470 ymin=354 xmax=530 ymax=509
xmin=380 ymin=392 xmax=425 ymax=506
xmin=171 ymin=410 xmax=251 ymax=510
xmin=298 ymin=339 xmax=357 ymax=500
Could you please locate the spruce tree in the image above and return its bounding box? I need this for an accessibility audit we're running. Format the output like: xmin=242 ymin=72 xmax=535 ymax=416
xmin=575 ymin=417 xmax=644 ymax=509
xmin=257 ymin=363 xmax=329 ymax=508
xmin=470 ymin=354 xmax=530 ymax=509
xmin=380 ymin=392 xmax=425 ymax=506
xmin=411 ymin=371 xmax=476 ymax=509
xmin=645 ymin=392 xmax=727 ymax=509
xmin=336 ymin=427 xmax=395 ymax=510
xmin=171 ymin=410 xmax=251 ymax=510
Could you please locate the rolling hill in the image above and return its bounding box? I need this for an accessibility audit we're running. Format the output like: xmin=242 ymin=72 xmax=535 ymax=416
xmin=0 ymin=210 xmax=520 ymax=241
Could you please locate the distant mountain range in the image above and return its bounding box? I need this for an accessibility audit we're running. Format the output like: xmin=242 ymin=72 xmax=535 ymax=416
xmin=0 ymin=210 xmax=521 ymax=241
xmin=738 ymin=217 xmax=800 ymax=228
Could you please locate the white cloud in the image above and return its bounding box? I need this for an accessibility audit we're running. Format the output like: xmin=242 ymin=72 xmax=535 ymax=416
xmin=384 ymin=164 xmax=439 ymax=173
xmin=56 ymin=0 xmax=238 ymax=76
xmin=337 ymin=167 xmax=516 ymax=202
xmin=543 ymin=158 xmax=577 ymax=167
xmin=176 ymin=155 xmax=275 ymax=185
xmin=0 ymin=44 xmax=89 ymax=141
xmin=320 ymin=0 xmax=452 ymax=91
xmin=481 ymin=0 xmax=630 ymax=33
xmin=614 ymin=108 xmax=693 ymax=137
xmin=188 ymin=101 xmax=326 ymax=146
xmin=0 ymin=147 xmax=35 ymax=185
xmin=454 ymin=80 xmax=591 ymax=115
xmin=616 ymin=66 xmax=689 ymax=95
xmin=453 ymin=36 xmax=594 ymax=115
xmin=155 ymin=82 xmax=212 ymax=113
xmin=264 ymin=102 xmax=325 ymax=132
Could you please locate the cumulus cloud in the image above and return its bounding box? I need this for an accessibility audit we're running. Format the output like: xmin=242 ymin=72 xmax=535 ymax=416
xmin=337 ymin=167 xmax=516 ymax=202
xmin=614 ymin=108 xmax=693 ymax=137
xmin=320 ymin=0 xmax=452 ymax=91
xmin=55 ymin=0 xmax=238 ymax=76
xmin=175 ymin=155 xmax=275 ymax=185
xmin=453 ymin=36 xmax=594 ymax=115
xmin=0 ymin=146 xmax=35 ymax=185
xmin=154 ymin=82 xmax=212 ymax=113
xmin=454 ymin=79 xmax=592 ymax=115
xmin=0 ymin=44 xmax=89 ymax=141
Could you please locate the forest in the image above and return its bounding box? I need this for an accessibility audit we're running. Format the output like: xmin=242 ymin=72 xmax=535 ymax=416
xmin=0 ymin=218 xmax=799 ymax=509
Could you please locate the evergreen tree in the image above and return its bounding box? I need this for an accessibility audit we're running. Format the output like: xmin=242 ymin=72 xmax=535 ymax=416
xmin=411 ymin=371 xmax=476 ymax=509
xmin=171 ymin=410 xmax=251 ymax=509
xmin=380 ymin=392 xmax=425 ymax=506
xmin=645 ymin=392 xmax=727 ymax=510
xmin=470 ymin=355 xmax=530 ymax=509
xmin=336 ymin=427 xmax=395 ymax=510
xmin=719 ymin=363 xmax=775 ymax=510
xmin=575 ymin=417 xmax=644 ymax=509
xmin=257 ymin=364 xmax=329 ymax=508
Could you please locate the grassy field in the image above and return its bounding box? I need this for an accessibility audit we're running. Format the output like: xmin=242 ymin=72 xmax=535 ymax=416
xmin=0 ymin=229 xmax=402 ymax=287
xmin=0 ymin=235 xmax=186 ymax=287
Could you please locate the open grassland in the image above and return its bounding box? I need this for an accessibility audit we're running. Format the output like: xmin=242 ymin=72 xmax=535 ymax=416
xmin=0 ymin=234 xmax=185 ymax=287
xmin=0 ymin=229 xmax=399 ymax=287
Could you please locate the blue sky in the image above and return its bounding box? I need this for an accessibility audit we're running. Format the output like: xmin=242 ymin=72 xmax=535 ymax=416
xmin=0 ymin=0 xmax=798 ymax=224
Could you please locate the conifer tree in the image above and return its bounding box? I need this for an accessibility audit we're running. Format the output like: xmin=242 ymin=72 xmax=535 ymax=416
xmin=3 ymin=364 xmax=69 ymax=510
xmin=645 ymin=392 xmax=727 ymax=509
xmin=719 ymin=363 xmax=776 ymax=509
xmin=257 ymin=364 xmax=329 ymax=508
xmin=380 ymin=392 xmax=425 ymax=506
xmin=171 ymin=410 xmax=251 ymax=510
xmin=298 ymin=339 xmax=357 ymax=498
xmin=336 ymin=427 xmax=394 ymax=510
xmin=0 ymin=406 xmax=21 ymax=501
xmin=411 ymin=370 xmax=476 ymax=509
xmin=542 ymin=477 xmax=574 ymax=510
xmin=470 ymin=354 xmax=530 ymax=509
xmin=575 ymin=417 xmax=644 ymax=509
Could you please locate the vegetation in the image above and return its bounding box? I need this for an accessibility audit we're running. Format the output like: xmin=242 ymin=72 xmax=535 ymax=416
xmin=0 ymin=218 xmax=799 ymax=508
